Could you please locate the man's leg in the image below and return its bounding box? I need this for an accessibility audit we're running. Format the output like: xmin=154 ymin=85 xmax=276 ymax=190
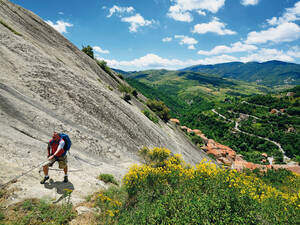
xmin=40 ymin=159 xmax=55 ymax=184
xmin=63 ymin=166 xmax=68 ymax=182
xmin=40 ymin=165 xmax=50 ymax=184
xmin=43 ymin=165 xmax=49 ymax=177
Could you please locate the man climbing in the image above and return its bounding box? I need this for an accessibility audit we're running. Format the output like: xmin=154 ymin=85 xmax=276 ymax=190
xmin=40 ymin=132 xmax=70 ymax=184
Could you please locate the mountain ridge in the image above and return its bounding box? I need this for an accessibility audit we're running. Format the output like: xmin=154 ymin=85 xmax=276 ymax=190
xmin=180 ymin=60 xmax=300 ymax=86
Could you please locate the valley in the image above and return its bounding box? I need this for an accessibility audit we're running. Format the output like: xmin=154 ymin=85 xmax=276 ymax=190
xmin=124 ymin=69 xmax=300 ymax=165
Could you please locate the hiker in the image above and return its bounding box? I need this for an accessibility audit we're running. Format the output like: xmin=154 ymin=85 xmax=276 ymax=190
xmin=40 ymin=132 xmax=70 ymax=184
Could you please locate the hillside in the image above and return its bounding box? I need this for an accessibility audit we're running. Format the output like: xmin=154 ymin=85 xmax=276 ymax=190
xmin=124 ymin=68 xmax=300 ymax=165
xmin=181 ymin=60 xmax=300 ymax=86
xmin=125 ymin=69 xmax=268 ymax=118
xmin=0 ymin=0 xmax=208 ymax=204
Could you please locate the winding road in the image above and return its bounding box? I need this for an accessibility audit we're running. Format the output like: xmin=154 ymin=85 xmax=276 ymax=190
xmin=211 ymin=109 xmax=290 ymax=163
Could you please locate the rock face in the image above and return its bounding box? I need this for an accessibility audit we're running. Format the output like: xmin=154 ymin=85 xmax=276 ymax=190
xmin=0 ymin=0 xmax=207 ymax=204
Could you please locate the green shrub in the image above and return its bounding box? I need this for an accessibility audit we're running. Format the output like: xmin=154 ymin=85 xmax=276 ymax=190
xmin=96 ymin=59 xmax=120 ymax=83
xmin=98 ymin=174 xmax=119 ymax=185
xmin=93 ymin=147 xmax=300 ymax=225
xmin=122 ymin=93 xmax=131 ymax=102
xmin=118 ymin=83 xmax=132 ymax=93
xmin=142 ymin=109 xmax=159 ymax=123
xmin=117 ymin=74 xmax=124 ymax=80
xmin=132 ymin=89 xmax=138 ymax=98
xmin=81 ymin=45 xmax=94 ymax=59
xmin=190 ymin=135 xmax=203 ymax=146
xmin=146 ymin=99 xmax=171 ymax=122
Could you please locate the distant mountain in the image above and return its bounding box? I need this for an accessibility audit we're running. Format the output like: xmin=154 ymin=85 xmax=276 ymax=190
xmin=181 ymin=60 xmax=300 ymax=86
xmin=126 ymin=69 xmax=268 ymax=118
xmin=112 ymin=68 xmax=133 ymax=76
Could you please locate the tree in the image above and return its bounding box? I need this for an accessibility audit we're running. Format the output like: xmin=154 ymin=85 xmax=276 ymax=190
xmin=82 ymin=45 xmax=94 ymax=59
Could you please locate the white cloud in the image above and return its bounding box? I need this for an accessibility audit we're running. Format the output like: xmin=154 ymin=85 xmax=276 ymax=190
xmin=167 ymin=0 xmax=225 ymax=22
xmin=198 ymin=41 xmax=257 ymax=55
xmin=93 ymin=46 xmax=110 ymax=54
xmin=162 ymin=37 xmax=172 ymax=42
xmin=240 ymin=48 xmax=294 ymax=62
xmin=192 ymin=17 xmax=236 ymax=35
xmin=121 ymin=14 xmax=154 ymax=32
xmin=167 ymin=5 xmax=193 ymax=22
xmin=245 ymin=22 xmax=300 ymax=44
xmin=58 ymin=12 xmax=64 ymax=15
xmin=267 ymin=1 xmax=300 ymax=26
xmin=45 ymin=20 xmax=73 ymax=33
xmin=107 ymin=5 xmax=134 ymax=18
xmin=241 ymin=0 xmax=259 ymax=6
xmin=287 ymin=46 xmax=300 ymax=58
xmin=99 ymin=53 xmax=238 ymax=71
xmin=174 ymin=35 xmax=198 ymax=49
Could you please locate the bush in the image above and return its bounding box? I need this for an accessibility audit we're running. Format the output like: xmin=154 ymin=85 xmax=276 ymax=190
xmin=146 ymin=99 xmax=171 ymax=122
xmin=93 ymin=147 xmax=300 ymax=224
xmin=117 ymin=74 xmax=124 ymax=80
xmin=82 ymin=45 xmax=94 ymax=59
xmin=119 ymin=83 xmax=132 ymax=93
xmin=132 ymin=89 xmax=138 ymax=98
xmin=190 ymin=135 xmax=204 ymax=146
xmin=142 ymin=109 xmax=159 ymax=123
xmin=98 ymin=174 xmax=119 ymax=185
xmin=122 ymin=93 xmax=131 ymax=102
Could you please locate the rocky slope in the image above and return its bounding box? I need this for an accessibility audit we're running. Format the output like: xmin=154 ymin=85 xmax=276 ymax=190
xmin=0 ymin=0 xmax=207 ymax=204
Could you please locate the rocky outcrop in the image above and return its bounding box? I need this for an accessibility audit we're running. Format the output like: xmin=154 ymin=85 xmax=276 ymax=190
xmin=0 ymin=0 xmax=208 ymax=204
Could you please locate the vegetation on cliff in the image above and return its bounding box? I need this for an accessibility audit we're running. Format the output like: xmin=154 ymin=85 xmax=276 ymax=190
xmin=90 ymin=148 xmax=300 ymax=224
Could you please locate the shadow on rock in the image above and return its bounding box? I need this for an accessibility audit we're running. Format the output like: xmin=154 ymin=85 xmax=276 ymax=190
xmin=44 ymin=178 xmax=75 ymax=203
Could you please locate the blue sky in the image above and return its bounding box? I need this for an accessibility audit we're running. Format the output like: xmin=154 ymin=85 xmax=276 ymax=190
xmin=10 ymin=0 xmax=300 ymax=71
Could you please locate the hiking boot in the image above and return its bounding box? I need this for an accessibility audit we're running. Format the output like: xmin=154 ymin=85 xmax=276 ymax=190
xmin=40 ymin=176 xmax=49 ymax=184
xmin=63 ymin=176 xmax=68 ymax=183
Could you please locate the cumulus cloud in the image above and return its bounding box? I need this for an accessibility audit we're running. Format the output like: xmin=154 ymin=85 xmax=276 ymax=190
xmin=45 ymin=20 xmax=73 ymax=33
xmin=93 ymin=46 xmax=110 ymax=54
xmin=245 ymin=22 xmax=300 ymax=44
xmin=241 ymin=0 xmax=259 ymax=6
xmin=99 ymin=53 xmax=239 ymax=71
xmin=192 ymin=17 xmax=236 ymax=35
xmin=240 ymin=48 xmax=294 ymax=62
xmin=167 ymin=0 xmax=225 ymax=22
xmin=168 ymin=5 xmax=193 ymax=22
xmin=174 ymin=35 xmax=198 ymax=49
xmin=287 ymin=46 xmax=300 ymax=58
xmin=107 ymin=5 xmax=134 ymax=18
xmin=266 ymin=1 xmax=300 ymax=26
xmin=198 ymin=41 xmax=257 ymax=55
xmin=121 ymin=14 xmax=154 ymax=32
xmin=162 ymin=37 xmax=173 ymax=42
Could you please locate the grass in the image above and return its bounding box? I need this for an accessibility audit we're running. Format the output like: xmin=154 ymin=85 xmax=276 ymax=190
xmin=0 ymin=19 xmax=22 ymax=36
xmin=2 ymin=198 xmax=75 ymax=225
xmin=98 ymin=173 xmax=119 ymax=185
xmin=142 ymin=109 xmax=159 ymax=123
